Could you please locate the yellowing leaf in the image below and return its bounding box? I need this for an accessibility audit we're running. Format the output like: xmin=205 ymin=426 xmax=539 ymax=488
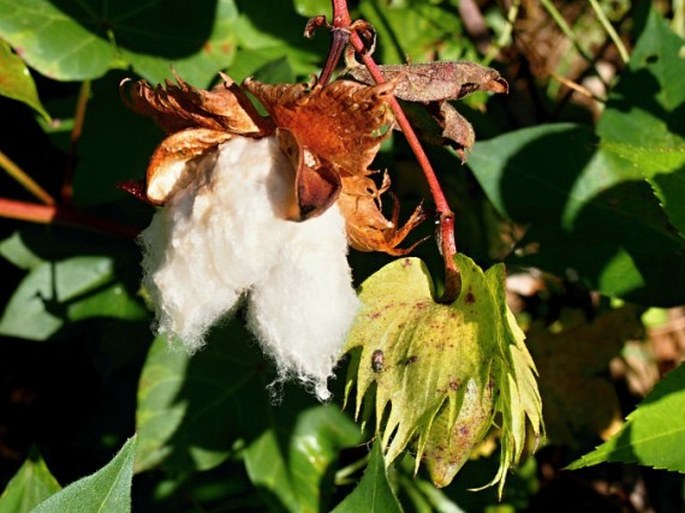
xmin=344 ymin=254 xmax=542 ymax=492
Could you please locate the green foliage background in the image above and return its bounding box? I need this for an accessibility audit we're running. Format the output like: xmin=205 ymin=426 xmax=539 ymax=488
xmin=0 ymin=0 xmax=683 ymax=511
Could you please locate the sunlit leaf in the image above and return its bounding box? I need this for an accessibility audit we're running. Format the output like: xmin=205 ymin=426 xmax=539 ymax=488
xmin=596 ymin=9 xmax=685 ymax=236
xmin=0 ymin=449 xmax=61 ymax=513
xmin=469 ymin=124 xmax=685 ymax=306
xmin=0 ymin=40 xmax=49 ymax=120
xmin=358 ymin=0 xmax=473 ymax=64
xmin=568 ymin=363 xmax=685 ymax=472
xmin=0 ymin=0 xmax=239 ymax=84
xmin=30 ymin=436 xmax=136 ymax=513
xmin=345 ymin=255 xmax=541 ymax=492
xmin=292 ymin=0 xmax=330 ymax=18
xmin=244 ymin=403 xmax=360 ymax=513
xmin=0 ymin=228 xmax=146 ymax=340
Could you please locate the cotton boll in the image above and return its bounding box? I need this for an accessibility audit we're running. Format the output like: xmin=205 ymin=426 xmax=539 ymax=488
xmin=247 ymin=203 xmax=360 ymax=401
xmin=141 ymin=134 xmax=359 ymax=400
xmin=141 ymin=136 xmax=297 ymax=351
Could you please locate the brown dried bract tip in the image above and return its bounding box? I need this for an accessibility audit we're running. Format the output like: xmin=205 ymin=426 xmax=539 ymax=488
xmin=120 ymin=72 xmax=271 ymax=135
xmin=338 ymin=173 xmax=427 ymax=255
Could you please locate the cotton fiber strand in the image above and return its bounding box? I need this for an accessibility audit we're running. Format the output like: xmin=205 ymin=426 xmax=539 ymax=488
xmin=140 ymin=136 xmax=359 ymax=400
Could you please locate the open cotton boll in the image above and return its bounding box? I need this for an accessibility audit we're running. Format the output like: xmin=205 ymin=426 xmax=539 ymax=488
xmin=248 ymin=203 xmax=359 ymax=401
xmin=141 ymin=135 xmax=359 ymax=400
xmin=141 ymin=136 xmax=299 ymax=351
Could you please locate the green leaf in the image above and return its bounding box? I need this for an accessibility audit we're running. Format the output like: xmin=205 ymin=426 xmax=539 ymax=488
xmin=0 ymin=449 xmax=61 ymax=513
xmin=597 ymin=9 xmax=685 ymax=145
xmin=29 ymin=436 xmax=136 ymax=513
xmin=469 ymin=123 xmax=685 ymax=306
xmin=232 ymin=0 xmax=326 ymax=76
xmin=358 ymin=0 xmax=474 ymax=64
xmin=243 ymin=403 xmax=360 ymax=513
xmin=135 ymin=323 xmax=268 ymax=473
xmin=0 ymin=227 xmax=146 ymax=340
xmin=331 ymin=443 xmax=403 ymax=513
xmin=291 ymin=0 xmax=330 ymax=18
xmin=344 ymin=255 xmax=541 ymax=491
xmin=0 ymin=0 xmax=239 ymax=84
xmin=595 ymin=9 xmax=685 ymax=236
xmin=568 ymin=363 xmax=685 ymax=472
xmin=0 ymin=40 xmax=49 ymax=120
xmin=137 ymin=320 xmax=360 ymax=509
xmin=0 ymin=231 xmax=43 ymax=270
xmin=469 ymin=10 xmax=685 ymax=305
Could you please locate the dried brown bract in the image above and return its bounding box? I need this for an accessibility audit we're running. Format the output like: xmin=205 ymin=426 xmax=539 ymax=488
xmin=339 ymin=173 xmax=427 ymax=255
xmin=121 ymin=72 xmax=270 ymax=135
xmin=124 ymin=73 xmax=427 ymax=255
xmin=243 ymin=78 xmax=394 ymax=176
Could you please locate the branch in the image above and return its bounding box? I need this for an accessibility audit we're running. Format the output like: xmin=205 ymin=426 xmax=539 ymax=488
xmin=0 ymin=150 xmax=55 ymax=206
xmin=0 ymin=197 xmax=139 ymax=239
xmin=328 ymin=0 xmax=461 ymax=301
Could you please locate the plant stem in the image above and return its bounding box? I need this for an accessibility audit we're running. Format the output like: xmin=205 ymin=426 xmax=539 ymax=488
xmin=63 ymin=80 xmax=91 ymax=203
xmin=539 ymin=0 xmax=610 ymax=89
xmin=329 ymin=0 xmax=461 ymax=301
xmin=588 ymin=0 xmax=629 ymax=64
xmin=0 ymin=150 xmax=55 ymax=205
xmin=0 ymin=197 xmax=138 ymax=239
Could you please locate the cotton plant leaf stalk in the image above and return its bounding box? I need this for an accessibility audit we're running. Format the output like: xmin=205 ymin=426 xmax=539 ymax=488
xmin=141 ymin=136 xmax=359 ymax=400
xmin=344 ymin=255 xmax=542 ymax=492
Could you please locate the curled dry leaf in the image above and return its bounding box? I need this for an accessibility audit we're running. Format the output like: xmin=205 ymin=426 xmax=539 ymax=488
xmin=347 ymin=60 xmax=508 ymax=157
xmin=347 ymin=60 xmax=508 ymax=102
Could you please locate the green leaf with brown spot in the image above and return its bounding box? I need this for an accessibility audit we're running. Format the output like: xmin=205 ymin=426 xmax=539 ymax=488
xmin=344 ymin=254 xmax=542 ymax=492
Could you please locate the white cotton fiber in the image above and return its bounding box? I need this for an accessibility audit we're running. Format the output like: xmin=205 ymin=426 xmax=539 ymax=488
xmin=247 ymin=202 xmax=360 ymax=401
xmin=140 ymin=136 xmax=358 ymax=399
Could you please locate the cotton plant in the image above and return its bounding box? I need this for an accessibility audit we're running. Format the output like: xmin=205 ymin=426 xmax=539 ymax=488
xmin=123 ymin=39 xmax=542 ymax=489
xmin=122 ymin=74 xmax=422 ymax=400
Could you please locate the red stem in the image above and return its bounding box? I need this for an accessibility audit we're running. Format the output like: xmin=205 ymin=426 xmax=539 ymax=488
xmin=0 ymin=197 xmax=139 ymax=239
xmin=329 ymin=0 xmax=461 ymax=301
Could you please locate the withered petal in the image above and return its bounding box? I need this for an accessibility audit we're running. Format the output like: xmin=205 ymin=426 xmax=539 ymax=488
xmin=146 ymin=128 xmax=232 ymax=204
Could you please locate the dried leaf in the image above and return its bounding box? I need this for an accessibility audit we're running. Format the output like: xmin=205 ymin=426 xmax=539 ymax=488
xmin=121 ymin=73 xmax=269 ymax=135
xmin=146 ymin=128 xmax=232 ymax=204
xmin=402 ymin=101 xmax=476 ymax=157
xmin=338 ymin=173 xmax=426 ymax=255
xmin=276 ymin=128 xmax=341 ymax=221
xmin=347 ymin=61 xmax=508 ymax=103
xmin=243 ymin=78 xmax=394 ymax=176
